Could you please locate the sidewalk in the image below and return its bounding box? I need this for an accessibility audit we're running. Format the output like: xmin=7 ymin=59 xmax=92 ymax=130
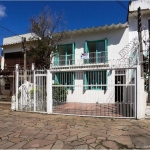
xmin=0 ymin=104 xmax=150 ymax=149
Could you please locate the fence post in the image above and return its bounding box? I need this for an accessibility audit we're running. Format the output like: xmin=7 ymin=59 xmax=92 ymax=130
xmin=15 ymin=64 xmax=19 ymax=111
xmin=47 ymin=70 xmax=52 ymax=114
xmin=33 ymin=68 xmax=36 ymax=112
xmin=137 ymin=65 xmax=147 ymax=119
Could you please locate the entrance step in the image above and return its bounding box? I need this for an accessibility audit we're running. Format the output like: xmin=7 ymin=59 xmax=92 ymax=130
xmin=145 ymin=106 xmax=150 ymax=118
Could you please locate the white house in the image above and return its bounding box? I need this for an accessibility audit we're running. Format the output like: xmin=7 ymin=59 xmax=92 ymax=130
xmin=0 ymin=0 xmax=150 ymax=118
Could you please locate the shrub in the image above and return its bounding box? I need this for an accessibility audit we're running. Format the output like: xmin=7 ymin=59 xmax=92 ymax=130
xmin=30 ymin=88 xmax=42 ymax=99
xmin=52 ymin=84 xmax=68 ymax=103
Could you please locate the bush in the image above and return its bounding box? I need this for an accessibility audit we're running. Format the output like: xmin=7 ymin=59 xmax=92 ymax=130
xmin=52 ymin=84 xmax=68 ymax=103
xmin=30 ymin=88 xmax=42 ymax=99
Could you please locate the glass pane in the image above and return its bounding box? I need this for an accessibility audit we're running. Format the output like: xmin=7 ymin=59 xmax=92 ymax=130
xmin=97 ymin=41 xmax=105 ymax=63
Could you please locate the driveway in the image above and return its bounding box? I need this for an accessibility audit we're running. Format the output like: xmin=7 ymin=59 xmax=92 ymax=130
xmin=0 ymin=104 xmax=150 ymax=149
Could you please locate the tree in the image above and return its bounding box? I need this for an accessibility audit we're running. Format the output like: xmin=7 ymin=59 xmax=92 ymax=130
xmin=27 ymin=7 xmax=70 ymax=69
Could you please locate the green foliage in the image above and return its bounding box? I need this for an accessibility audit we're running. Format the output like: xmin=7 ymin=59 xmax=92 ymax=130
xmin=52 ymin=84 xmax=68 ymax=103
xmin=30 ymin=88 xmax=41 ymax=99
xmin=18 ymin=90 xmax=21 ymax=99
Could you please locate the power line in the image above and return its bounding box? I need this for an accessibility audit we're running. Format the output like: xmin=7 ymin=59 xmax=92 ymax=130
xmin=115 ymin=0 xmax=137 ymax=20
xmin=0 ymin=25 xmax=22 ymax=38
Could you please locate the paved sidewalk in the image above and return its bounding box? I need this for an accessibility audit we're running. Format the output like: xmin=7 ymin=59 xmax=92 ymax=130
xmin=0 ymin=105 xmax=150 ymax=149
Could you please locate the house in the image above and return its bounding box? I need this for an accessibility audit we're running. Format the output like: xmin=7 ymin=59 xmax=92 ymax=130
xmin=0 ymin=0 xmax=150 ymax=118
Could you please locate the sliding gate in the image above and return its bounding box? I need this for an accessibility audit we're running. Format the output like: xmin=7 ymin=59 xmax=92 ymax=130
xmin=52 ymin=68 xmax=137 ymax=118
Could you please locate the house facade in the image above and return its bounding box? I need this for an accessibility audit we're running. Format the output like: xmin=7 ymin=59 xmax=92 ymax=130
xmin=0 ymin=0 xmax=150 ymax=118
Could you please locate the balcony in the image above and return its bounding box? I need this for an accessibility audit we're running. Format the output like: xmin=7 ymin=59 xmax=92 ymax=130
xmin=51 ymin=51 xmax=108 ymax=70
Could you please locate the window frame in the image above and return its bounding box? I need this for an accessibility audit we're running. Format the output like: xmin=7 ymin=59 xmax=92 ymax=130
xmin=84 ymin=71 xmax=107 ymax=90
xmin=54 ymin=43 xmax=75 ymax=66
xmin=54 ymin=72 xmax=75 ymax=90
xmin=85 ymin=38 xmax=108 ymax=64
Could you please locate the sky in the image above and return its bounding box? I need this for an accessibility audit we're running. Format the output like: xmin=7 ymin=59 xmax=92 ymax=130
xmin=0 ymin=0 xmax=130 ymax=55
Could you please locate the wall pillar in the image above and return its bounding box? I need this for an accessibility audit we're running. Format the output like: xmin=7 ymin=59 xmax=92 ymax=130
xmin=47 ymin=70 xmax=52 ymax=114
xmin=137 ymin=65 xmax=147 ymax=119
xmin=15 ymin=64 xmax=19 ymax=111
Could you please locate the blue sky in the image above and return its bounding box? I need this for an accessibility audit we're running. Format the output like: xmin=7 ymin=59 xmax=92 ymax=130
xmin=0 ymin=1 xmax=129 ymax=54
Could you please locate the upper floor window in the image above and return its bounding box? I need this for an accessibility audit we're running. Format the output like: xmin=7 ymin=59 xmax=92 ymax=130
xmin=54 ymin=43 xmax=75 ymax=66
xmin=85 ymin=39 xmax=108 ymax=64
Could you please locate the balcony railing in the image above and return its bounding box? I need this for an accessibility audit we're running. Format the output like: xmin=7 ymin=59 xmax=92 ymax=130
xmin=53 ymin=51 xmax=108 ymax=67
xmin=4 ymin=58 xmax=33 ymax=71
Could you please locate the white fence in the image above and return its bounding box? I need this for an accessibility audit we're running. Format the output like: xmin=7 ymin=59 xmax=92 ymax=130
xmin=12 ymin=64 xmax=140 ymax=118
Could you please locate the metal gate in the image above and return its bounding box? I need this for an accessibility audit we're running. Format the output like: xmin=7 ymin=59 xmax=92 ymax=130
xmin=16 ymin=69 xmax=47 ymax=113
xmin=14 ymin=65 xmax=137 ymax=118
xmin=52 ymin=68 xmax=136 ymax=118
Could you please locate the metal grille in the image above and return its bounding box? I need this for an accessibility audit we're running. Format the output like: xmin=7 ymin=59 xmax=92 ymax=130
xmin=52 ymin=68 xmax=136 ymax=118
xmin=17 ymin=70 xmax=47 ymax=112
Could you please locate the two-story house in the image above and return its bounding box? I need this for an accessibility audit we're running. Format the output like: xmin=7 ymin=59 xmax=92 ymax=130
xmin=0 ymin=0 xmax=150 ymax=118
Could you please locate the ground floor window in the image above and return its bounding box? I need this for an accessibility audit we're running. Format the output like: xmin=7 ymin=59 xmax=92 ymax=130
xmin=84 ymin=71 xmax=107 ymax=90
xmin=5 ymin=84 xmax=10 ymax=90
xmin=54 ymin=72 xmax=75 ymax=90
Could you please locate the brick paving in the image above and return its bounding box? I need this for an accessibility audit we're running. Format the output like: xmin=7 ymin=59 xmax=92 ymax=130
xmin=0 ymin=104 xmax=150 ymax=149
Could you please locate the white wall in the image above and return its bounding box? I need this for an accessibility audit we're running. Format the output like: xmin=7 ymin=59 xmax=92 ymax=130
xmin=68 ymin=27 xmax=129 ymax=62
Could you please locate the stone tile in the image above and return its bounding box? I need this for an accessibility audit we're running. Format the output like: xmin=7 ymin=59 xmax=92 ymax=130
xmin=58 ymin=134 xmax=67 ymax=140
xmin=62 ymin=145 xmax=74 ymax=149
xmin=0 ymin=141 xmax=8 ymax=146
xmin=8 ymin=137 xmax=25 ymax=143
xmin=41 ymin=143 xmax=53 ymax=149
xmin=74 ymin=144 xmax=89 ymax=149
xmin=117 ymin=136 xmax=134 ymax=148
xmin=52 ymin=140 xmax=64 ymax=149
xmin=8 ymin=132 xmax=20 ymax=138
xmin=45 ymin=134 xmax=57 ymax=141
xmin=86 ymin=138 xmax=96 ymax=144
xmin=90 ymin=143 xmax=97 ymax=148
xmin=70 ymin=141 xmax=86 ymax=146
xmin=66 ymin=135 xmax=77 ymax=142
xmin=102 ymin=141 xmax=119 ymax=149
xmin=35 ymin=133 xmax=48 ymax=139
xmin=23 ymin=139 xmax=51 ymax=149
xmin=131 ymin=135 xmax=150 ymax=149
xmin=8 ymin=141 xmax=27 ymax=149
xmin=0 ymin=141 xmax=14 ymax=149
xmin=77 ymin=132 xmax=90 ymax=139
xmin=1 ymin=136 xmax=8 ymax=141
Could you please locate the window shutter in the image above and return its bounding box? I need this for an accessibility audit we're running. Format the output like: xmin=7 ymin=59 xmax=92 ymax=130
xmin=72 ymin=43 xmax=75 ymax=65
xmin=54 ymin=46 xmax=59 ymax=66
xmin=85 ymin=41 xmax=89 ymax=64
xmin=104 ymin=38 xmax=108 ymax=62
xmin=54 ymin=73 xmax=59 ymax=84
xmin=84 ymin=72 xmax=88 ymax=90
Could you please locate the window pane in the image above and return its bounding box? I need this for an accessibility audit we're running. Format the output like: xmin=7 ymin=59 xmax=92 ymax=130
xmin=88 ymin=42 xmax=96 ymax=63
xmin=85 ymin=71 xmax=106 ymax=90
xmin=97 ymin=41 xmax=105 ymax=63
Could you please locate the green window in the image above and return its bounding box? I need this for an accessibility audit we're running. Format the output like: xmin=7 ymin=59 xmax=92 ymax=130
xmin=85 ymin=39 xmax=108 ymax=64
xmin=54 ymin=72 xmax=75 ymax=90
xmin=54 ymin=43 xmax=75 ymax=66
xmin=84 ymin=71 xmax=107 ymax=90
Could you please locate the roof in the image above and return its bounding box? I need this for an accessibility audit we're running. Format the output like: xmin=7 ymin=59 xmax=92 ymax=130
xmin=67 ymin=22 xmax=128 ymax=34
xmin=2 ymin=22 xmax=128 ymax=46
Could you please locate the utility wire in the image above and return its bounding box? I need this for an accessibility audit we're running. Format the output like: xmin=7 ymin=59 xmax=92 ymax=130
xmin=0 ymin=25 xmax=22 ymax=38
xmin=115 ymin=0 xmax=137 ymax=20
